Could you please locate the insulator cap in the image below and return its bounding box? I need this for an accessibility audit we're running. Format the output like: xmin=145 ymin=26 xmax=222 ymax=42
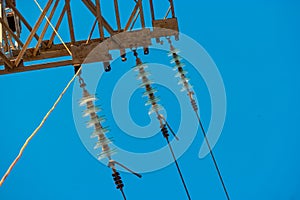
xmin=168 ymin=49 xmax=180 ymax=56
xmin=86 ymin=116 xmax=106 ymax=128
xmin=134 ymin=63 xmax=148 ymax=71
xmin=161 ymin=124 xmax=169 ymax=139
xmin=83 ymin=106 xmax=101 ymax=117
xmin=137 ymin=71 xmax=151 ymax=79
xmin=191 ymin=99 xmax=198 ymax=112
xmin=79 ymin=95 xmax=97 ymax=106
xmin=143 ymin=88 xmax=158 ymax=97
xmin=98 ymin=148 xmax=117 ymax=160
xmin=103 ymin=62 xmax=111 ymax=72
xmin=148 ymin=104 xmax=163 ymax=115
xmin=91 ymin=127 xmax=110 ymax=138
xmin=112 ymin=171 xmax=124 ymax=189
xmin=178 ymin=78 xmax=190 ymax=85
xmin=171 ymin=55 xmax=182 ymax=63
xmin=145 ymin=97 xmax=160 ymax=106
xmin=175 ymin=71 xmax=188 ymax=78
xmin=94 ymin=137 xmax=113 ymax=149
xmin=173 ymin=63 xmax=185 ymax=71
xmin=144 ymin=47 xmax=149 ymax=55
xmin=139 ymin=80 xmax=154 ymax=88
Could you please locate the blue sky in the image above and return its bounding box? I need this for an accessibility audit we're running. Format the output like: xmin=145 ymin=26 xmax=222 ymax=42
xmin=0 ymin=0 xmax=300 ymax=200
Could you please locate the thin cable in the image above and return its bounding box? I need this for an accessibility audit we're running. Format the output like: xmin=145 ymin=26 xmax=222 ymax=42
xmin=165 ymin=121 xmax=179 ymax=141
xmin=166 ymin=137 xmax=191 ymax=200
xmin=86 ymin=18 xmax=98 ymax=44
xmin=34 ymin=0 xmax=72 ymax=56
xmin=159 ymin=115 xmax=179 ymax=141
xmin=164 ymin=6 xmax=171 ymax=19
xmin=111 ymin=167 xmax=127 ymax=200
xmin=0 ymin=67 xmax=82 ymax=187
xmin=159 ymin=119 xmax=191 ymax=198
xmin=109 ymin=160 xmax=142 ymax=178
xmin=167 ymin=37 xmax=230 ymax=199
xmin=195 ymin=112 xmax=230 ymax=200
xmin=134 ymin=50 xmax=191 ymax=199
xmin=120 ymin=188 xmax=127 ymax=200
xmin=0 ymin=0 xmax=77 ymax=187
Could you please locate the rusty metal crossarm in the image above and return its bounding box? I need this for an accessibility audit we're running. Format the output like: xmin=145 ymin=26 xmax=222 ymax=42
xmin=47 ymin=4 xmax=67 ymax=48
xmin=169 ymin=0 xmax=176 ymax=18
xmin=0 ymin=27 xmax=179 ymax=75
xmin=95 ymin=0 xmax=104 ymax=39
xmin=0 ymin=51 xmax=14 ymax=69
xmin=0 ymin=38 xmax=102 ymax=66
xmin=113 ymin=0 xmax=121 ymax=32
xmin=0 ymin=0 xmax=180 ymax=75
xmin=149 ymin=0 xmax=155 ymax=20
xmin=14 ymin=0 xmax=54 ymax=67
xmin=2 ymin=28 xmax=10 ymax=52
xmin=0 ymin=60 xmax=73 ymax=75
xmin=33 ymin=0 xmax=60 ymax=56
xmin=137 ymin=0 xmax=145 ymax=28
xmin=81 ymin=0 xmax=114 ymax=35
xmin=124 ymin=3 xmax=139 ymax=31
xmin=66 ymin=0 xmax=75 ymax=43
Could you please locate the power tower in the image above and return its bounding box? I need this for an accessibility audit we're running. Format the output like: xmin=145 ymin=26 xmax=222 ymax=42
xmin=0 ymin=0 xmax=179 ymax=75
xmin=0 ymin=2 xmax=233 ymax=200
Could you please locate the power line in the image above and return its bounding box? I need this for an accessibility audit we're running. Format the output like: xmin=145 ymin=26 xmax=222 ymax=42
xmin=161 ymin=124 xmax=192 ymax=200
xmin=134 ymin=50 xmax=192 ymax=199
xmin=167 ymin=37 xmax=231 ymax=200
xmin=0 ymin=0 xmax=77 ymax=187
xmin=0 ymin=66 xmax=82 ymax=187
xmin=196 ymin=113 xmax=231 ymax=200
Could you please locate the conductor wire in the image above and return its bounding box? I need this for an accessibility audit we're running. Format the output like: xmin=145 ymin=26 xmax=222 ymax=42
xmin=161 ymin=123 xmax=192 ymax=200
xmin=1 ymin=0 xmax=81 ymax=186
xmin=0 ymin=66 xmax=82 ymax=187
xmin=133 ymin=50 xmax=191 ymax=200
xmin=195 ymin=111 xmax=231 ymax=200
xmin=34 ymin=0 xmax=72 ymax=56
xmin=166 ymin=135 xmax=191 ymax=200
xmin=79 ymin=74 xmax=141 ymax=199
xmin=167 ymin=37 xmax=230 ymax=200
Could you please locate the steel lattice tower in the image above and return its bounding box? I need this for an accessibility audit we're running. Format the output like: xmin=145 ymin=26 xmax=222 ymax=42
xmin=0 ymin=0 xmax=179 ymax=75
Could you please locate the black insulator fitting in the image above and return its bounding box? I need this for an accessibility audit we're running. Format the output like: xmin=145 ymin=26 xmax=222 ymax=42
xmin=74 ymin=65 xmax=81 ymax=75
xmin=133 ymin=50 xmax=138 ymax=58
xmin=149 ymin=93 xmax=154 ymax=98
xmin=144 ymin=47 xmax=149 ymax=55
xmin=112 ymin=171 xmax=124 ymax=189
xmin=79 ymin=77 xmax=86 ymax=88
xmin=121 ymin=53 xmax=127 ymax=62
xmin=191 ymin=99 xmax=198 ymax=112
xmin=161 ymin=124 xmax=169 ymax=139
xmin=142 ymin=76 xmax=148 ymax=83
xmin=145 ymin=84 xmax=152 ymax=91
xmin=178 ymin=67 xmax=183 ymax=72
xmin=103 ymin=61 xmax=111 ymax=72
xmin=173 ymin=53 xmax=177 ymax=58
xmin=166 ymin=37 xmax=171 ymax=44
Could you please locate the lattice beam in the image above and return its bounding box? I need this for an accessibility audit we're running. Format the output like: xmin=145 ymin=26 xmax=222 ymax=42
xmin=0 ymin=0 xmax=179 ymax=75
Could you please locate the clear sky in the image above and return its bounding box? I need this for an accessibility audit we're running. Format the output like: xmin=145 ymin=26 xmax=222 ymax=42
xmin=0 ymin=0 xmax=300 ymax=200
